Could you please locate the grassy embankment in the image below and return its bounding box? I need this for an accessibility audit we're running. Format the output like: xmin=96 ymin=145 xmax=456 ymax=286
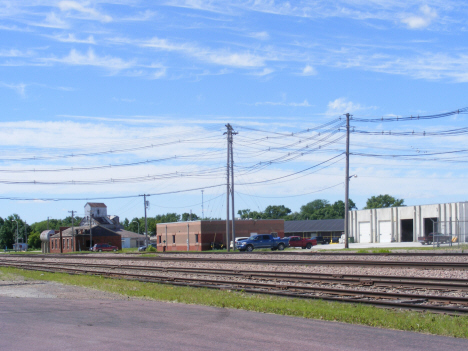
xmin=1 ymin=266 xmax=468 ymax=338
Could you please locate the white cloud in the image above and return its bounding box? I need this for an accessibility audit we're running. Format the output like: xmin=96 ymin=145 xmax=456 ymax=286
xmin=326 ymin=98 xmax=372 ymax=116
xmin=58 ymin=1 xmax=112 ymax=23
xmin=301 ymin=64 xmax=317 ymax=76
xmin=0 ymin=49 xmax=32 ymax=57
xmin=135 ymin=36 xmax=266 ymax=68
xmin=0 ymin=82 xmax=27 ymax=97
xmin=44 ymin=49 xmax=135 ymax=71
xmin=34 ymin=12 xmax=69 ymax=29
xmin=254 ymin=99 xmax=311 ymax=107
xmin=48 ymin=33 xmax=96 ymax=44
xmin=250 ymin=31 xmax=269 ymax=40
xmin=251 ymin=68 xmax=274 ymax=76
xmin=401 ymin=5 xmax=438 ymax=29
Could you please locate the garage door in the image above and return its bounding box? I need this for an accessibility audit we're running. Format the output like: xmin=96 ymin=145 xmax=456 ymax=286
xmin=379 ymin=221 xmax=392 ymax=243
xmin=359 ymin=222 xmax=371 ymax=243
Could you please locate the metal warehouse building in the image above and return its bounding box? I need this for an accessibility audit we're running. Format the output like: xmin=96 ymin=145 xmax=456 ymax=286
xmin=349 ymin=201 xmax=468 ymax=243
xmin=156 ymin=219 xmax=284 ymax=252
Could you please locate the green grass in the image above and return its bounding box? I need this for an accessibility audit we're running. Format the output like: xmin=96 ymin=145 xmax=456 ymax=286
xmin=1 ymin=266 xmax=468 ymax=338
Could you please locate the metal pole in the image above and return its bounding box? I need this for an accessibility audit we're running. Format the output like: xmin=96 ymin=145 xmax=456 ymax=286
xmin=225 ymin=124 xmax=231 ymax=252
xmin=187 ymin=222 xmax=190 ymax=251
xmin=12 ymin=219 xmax=18 ymax=251
xmin=89 ymin=215 xmax=93 ymax=250
xmin=144 ymin=194 xmax=149 ymax=245
xmin=165 ymin=225 xmax=167 ymax=251
xmin=344 ymin=113 xmax=351 ymax=249
xmin=230 ymin=126 xmax=237 ymax=250
xmin=68 ymin=210 xmax=75 ymax=252
xmin=132 ymin=220 xmax=140 ymax=234
xmin=201 ymin=190 xmax=204 ymax=220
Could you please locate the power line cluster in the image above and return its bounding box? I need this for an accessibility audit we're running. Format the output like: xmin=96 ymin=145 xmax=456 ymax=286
xmin=0 ymin=106 xmax=466 ymax=209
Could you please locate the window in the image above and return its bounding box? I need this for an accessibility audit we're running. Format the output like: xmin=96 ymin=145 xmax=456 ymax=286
xmin=63 ymin=239 xmax=65 ymax=248
xmin=158 ymin=236 xmax=161 ymax=244
xmin=195 ymin=234 xmax=199 ymax=243
xmin=67 ymin=239 xmax=69 ymax=249
xmin=51 ymin=240 xmax=54 ymax=249
xmin=172 ymin=235 xmax=175 ymax=244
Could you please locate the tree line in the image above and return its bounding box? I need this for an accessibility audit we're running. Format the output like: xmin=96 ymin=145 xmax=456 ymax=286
xmin=0 ymin=194 xmax=403 ymax=249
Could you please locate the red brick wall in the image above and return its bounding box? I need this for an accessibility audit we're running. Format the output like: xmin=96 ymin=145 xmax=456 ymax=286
xmin=156 ymin=220 xmax=284 ymax=252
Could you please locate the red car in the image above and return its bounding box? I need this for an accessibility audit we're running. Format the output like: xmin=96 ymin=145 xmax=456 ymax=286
xmin=92 ymin=243 xmax=118 ymax=252
xmin=287 ymin=236 xmax=317 ymax=249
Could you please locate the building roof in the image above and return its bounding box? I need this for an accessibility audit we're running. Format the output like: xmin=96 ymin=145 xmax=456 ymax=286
xmin=51 ymin=225 xmax=120 ymax=238
xmin=86 ymin=202 xmax=107 ymax=208
xmin=115 ymin=229 xmax=145 ymax=239
xmin=285 ymin=219 xmax=344 ymax=233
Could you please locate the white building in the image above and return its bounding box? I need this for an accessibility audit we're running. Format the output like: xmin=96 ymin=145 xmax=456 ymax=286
xmin=349 ymin=202 xmax=468 ymax=243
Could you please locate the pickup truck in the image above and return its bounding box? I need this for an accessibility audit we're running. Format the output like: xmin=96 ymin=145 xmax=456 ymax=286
xmin=418 ymin=232 xmax=452 ymax=245
xmin=236 ymin=234 xmax=289 ymax=252
xmin=288 ymin=236 xmax=317 ymax=249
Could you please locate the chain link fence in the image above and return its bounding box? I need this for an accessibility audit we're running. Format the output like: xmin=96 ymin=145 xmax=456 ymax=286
xmin=430 ymin=220 xmax=468 ymax=247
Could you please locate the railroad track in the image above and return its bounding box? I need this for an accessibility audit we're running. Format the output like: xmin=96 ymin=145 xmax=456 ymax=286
xmin=6 ymin=253 xmax=468 ymax=270
xmin=1 ymin=258 xmax=468 ymax=315
xmin=2 ymin=259 xmax=468 ymax=290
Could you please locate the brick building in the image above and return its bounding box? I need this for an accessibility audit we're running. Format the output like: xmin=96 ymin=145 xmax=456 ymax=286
xmin=49 ymin=225 xmax=122 ymax=253
xmin=156 ymin=219 xmax=284 ymax=252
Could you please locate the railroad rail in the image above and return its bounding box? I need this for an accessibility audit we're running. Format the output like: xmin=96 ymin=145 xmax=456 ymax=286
xmin=2 ymin=259 xmax=468 ymax=290
xmin=4 ymin=253 xmax=468 ymax=270
xmin=1 ymin=257 xmax=468 ymax=315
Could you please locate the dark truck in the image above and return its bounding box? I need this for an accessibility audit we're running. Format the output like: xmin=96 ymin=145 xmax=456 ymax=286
xmin=418 ymin=232 xmax=452 ymax=245
xmin=288 ymin=236 xmax=317 ymax=249
xmin=236 ymin=234 xmax=289 ymax=252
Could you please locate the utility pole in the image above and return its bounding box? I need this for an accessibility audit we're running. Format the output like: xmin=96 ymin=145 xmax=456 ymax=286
xmin=187 ymin=222 xmax=190 ymax=251
xmin=225 ymin=125 xmax=231 ymax=252
xmin=89 ymin=215 xmax=93 ymax=250
xmin=47 ymin=217 xmax=49 ymax=230
xmin=68 ymin=210 xmax=75 ymax=251
xmin=24 ymin=221 xmax=27 ymax=245
xmin=143 ymin=194 xmax=149 ymax=245
xmin=224 ymin=123 xmax=237 ymax=252
xmin=190 ymin=209 xmax=192 ymax=221
xmin=344 ymin=113 xmax=351 ymax=249
xmin=201 ymin=190 xmax=204 ymax=220
xmin=230 ymin=125 xmax=237 ymax=250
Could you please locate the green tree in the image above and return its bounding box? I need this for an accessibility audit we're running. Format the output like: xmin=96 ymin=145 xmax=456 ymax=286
xmin=155 ymin=213 xmax=180 ymax=223
xmin=262 ymin=205 xmax=291 ymax=219
xmin=237 ymin=209 xmax=263 ymax=219
xmin=364 ymin=194 xmax=404 ymax=209
xmin=0 ymin=214 xmax=23 ymax=249
xmin=28 ymin=232 xmax=41 ymax=249
xmin=181 ymin=212 xmax=199 ymax=221
xmin=300 ymin=199 xmax=330 ymax=219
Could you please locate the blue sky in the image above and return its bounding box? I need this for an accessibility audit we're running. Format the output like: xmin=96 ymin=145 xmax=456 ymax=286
xmin=1 ymin=1 xmax=468 ymax=225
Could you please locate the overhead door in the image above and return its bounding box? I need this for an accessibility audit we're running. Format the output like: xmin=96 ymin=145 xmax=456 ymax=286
xmin=379 ymin=221 xmax=392 ymax=243
xmin=359 ymin=222 xmax=371 ymax=243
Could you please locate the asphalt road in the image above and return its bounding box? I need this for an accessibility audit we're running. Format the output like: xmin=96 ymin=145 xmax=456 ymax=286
xmin=1 ymin=296 xmax=467 ymax=351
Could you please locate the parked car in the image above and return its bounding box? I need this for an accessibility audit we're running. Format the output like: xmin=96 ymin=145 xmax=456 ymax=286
xmin=310 ymin=236 xmax=330 ymax=245
xmin=287 ymin=236 xmax=317 ymax=249
xmin=418 ymin=232 xmax=452 ymax=245
xmin=92 ymin=243 xmax=118 ymax=252
xmin=138 ymin=243 xmax=157 ymax=252
xmin=236 ymin=234 xmax=289 ymax=252
xmin=230 ymin=236 xmax=249 ymax=249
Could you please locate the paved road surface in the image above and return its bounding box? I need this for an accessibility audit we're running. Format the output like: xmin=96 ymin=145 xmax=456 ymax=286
xmin=1 ymin=295 xmax=467 ymax=351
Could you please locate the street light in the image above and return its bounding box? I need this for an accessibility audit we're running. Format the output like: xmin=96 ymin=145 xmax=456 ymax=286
xmin=12 ymin=219 xmax=18 ymax=251
xmin=132 ymin=220 xmax=140 ymax=235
